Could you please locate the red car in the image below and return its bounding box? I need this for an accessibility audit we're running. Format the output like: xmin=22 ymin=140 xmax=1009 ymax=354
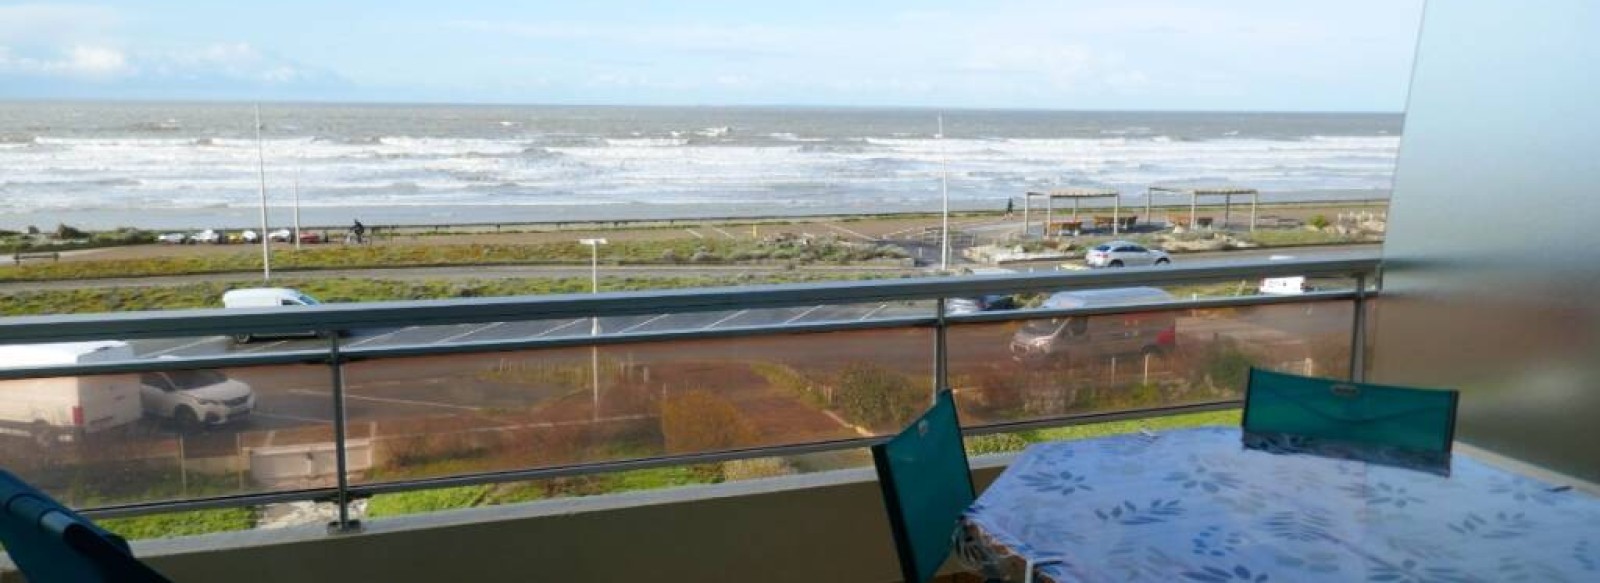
xmin=298 ymin=231 xmax=326 ymax=244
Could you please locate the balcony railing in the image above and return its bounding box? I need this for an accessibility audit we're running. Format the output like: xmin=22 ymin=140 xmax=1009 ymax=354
xmin=0 ymin=256 xmax=1377 ymax=533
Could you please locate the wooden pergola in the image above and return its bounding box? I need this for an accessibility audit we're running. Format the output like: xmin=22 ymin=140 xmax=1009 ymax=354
xmin=1147 ymin=185 xmax=1261 ymax=231
xmin=1022 ymin=187 xmax=1123 ymax=238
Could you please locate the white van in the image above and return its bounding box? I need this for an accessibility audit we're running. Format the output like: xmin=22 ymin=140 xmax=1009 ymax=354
xmin=0 ymin=342 xmax=144 ymax=446
xmin=1010 ymin=287 xmax=1178 ymax=364
xmin=141 ymin=359 xmax=255 ymax=428
xmin=221 ymin=287 xmax=326 ymax=343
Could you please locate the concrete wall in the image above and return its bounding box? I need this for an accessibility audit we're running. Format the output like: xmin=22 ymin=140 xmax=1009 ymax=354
xmin=4 ymin=461 xmax=1007 ymax=583
xmin=1370 ymin=0 xmax=1600 ymax=482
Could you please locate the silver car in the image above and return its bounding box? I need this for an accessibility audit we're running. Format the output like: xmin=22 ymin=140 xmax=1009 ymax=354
xmin=1084 ymin=241 xmax=1170 ymax=268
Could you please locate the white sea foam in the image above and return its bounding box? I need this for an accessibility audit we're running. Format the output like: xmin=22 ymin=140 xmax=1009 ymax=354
xmin=0 ymin=131 xmax=1399 ymax=213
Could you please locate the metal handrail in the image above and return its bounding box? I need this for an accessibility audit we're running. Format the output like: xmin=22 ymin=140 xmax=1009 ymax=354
xmin=0 ymin=256 xmax=1377 ymax=344
xmin=0 ymin=256 xmax=1380 ymax=527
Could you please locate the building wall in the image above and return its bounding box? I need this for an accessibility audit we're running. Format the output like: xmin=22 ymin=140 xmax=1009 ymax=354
xmin=1370 ymin=0 xmax=1600 ymax=482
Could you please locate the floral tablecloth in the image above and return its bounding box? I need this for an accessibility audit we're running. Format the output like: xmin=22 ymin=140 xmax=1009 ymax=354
xmin=958 ymin=427 xmax=1600 ymax=582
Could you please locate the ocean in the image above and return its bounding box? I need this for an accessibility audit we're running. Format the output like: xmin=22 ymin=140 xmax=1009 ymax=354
xmin=0 ymin=102 xmax=1402 ymax=229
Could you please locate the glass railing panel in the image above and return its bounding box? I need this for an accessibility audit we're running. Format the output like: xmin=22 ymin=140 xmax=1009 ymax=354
xmin=947 ymin=300 xmax=1355 ymax=427
xmin=341 ymin=325 xmax=935 ymax=486
xmin=0 ymin=361 xmax=333 ymax=510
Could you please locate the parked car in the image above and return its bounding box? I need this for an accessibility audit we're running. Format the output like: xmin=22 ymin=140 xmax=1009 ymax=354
xmin=268 ymin=228 xmax=293 ymax=242
xmin=221 ymin=288 xmax=334 ymax=343
xmin=1258 ymin=255 xmax=1313 ymax=295
xmin=1010 ymin=287 xmax=1177 ymax=364
xmin=0 ymin=342 xmax=144 ymax=447
xmin=946 ymin=295 xmax=1018 ymax=315
xmin=141 ymin=360 xmax=255 ymax=428
xmin=1084 ymin=241 xmax=1170 ymax=268
xmin=192 ymin=229 xmax=223 ymax=244
xmin=299 ymin=231 xmax=326 ymax=244
xmin=156 ymin=232 xmax=190 ymax=244
xmin=239 ymin=230 xmax=260 ymax=243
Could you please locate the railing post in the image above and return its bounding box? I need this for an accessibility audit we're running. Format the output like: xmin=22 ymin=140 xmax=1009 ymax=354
xmin=327 ymin=332 xmax=362 ymax=534
xmin=1348 ymin=273 xmax=1368 ymax=382
xmin=935 ymin=298 xmax=949 ymax=402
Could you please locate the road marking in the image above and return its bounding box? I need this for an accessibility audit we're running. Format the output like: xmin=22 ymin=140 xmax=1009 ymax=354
xmin=684 ymin=228 xmax=704 ymax=239
xmin=238 ymin=340 xmax=288 ymax=353
xmin=145 ymin=337 xmax=218 ymax=357
xmin=289 ymin=389 xmax=483 ymax=412
xmin=703 ymin=309 xmax=749 ymax=329
xmin=619 ymin=314 xmax=671 ymax=333
xmin=858 ymin=304 xmax=888 ymax=321
xmin=348 ymin=326 xmax=414 ymax=347
xmin=434 ymin=322 xmax=505 ymax=345
xmin=784 ymin=305 xmax=825 ymax=324
xmin=708 ymin=225 xmax=737 ymax=239
xmin=254 ymin=412 xmax=331 ymax=424
xmin=533 ymin=318 xmax=586 ymax=337
xmin=822 ymin=222 xmax=874 ymax=241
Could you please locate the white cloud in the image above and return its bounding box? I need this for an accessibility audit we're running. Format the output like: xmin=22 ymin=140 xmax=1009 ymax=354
xmin=0 ymin=44 xmax=131 ymax=78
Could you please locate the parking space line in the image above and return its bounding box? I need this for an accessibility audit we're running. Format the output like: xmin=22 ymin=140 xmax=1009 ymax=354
xmin=784 ymin=305 xmax=824 ymax=324
xmin=434 ymin=322 xmax=504 ymax=345
xmin=238 ymin=340 xmax=288 ymax=353
xmin=858 ymin=304 xmax=888 ymax=321
xmin=708 ymin=225 xmax=737 ymax=239
xmin=254 ymin=412 xmax=331 ymax=424
xmin=288 ymin=389 xmax=483 ymax=412
xmin=533 ymin=318 xmax=587 ymax=338
xmin=684 ymin=228 xmax=704 ymax=239
xmin=704 ymin=309 xmax=749 ymax=329
xmin=145 ymin=337 xmax=217 ymax=357
xmin=620 ymin=314 xmax=671 ymax=333
xmin=348 ymin=326 xmax=414 ymax=347
xmin=822 ymin=222 xmax=874 ymax=241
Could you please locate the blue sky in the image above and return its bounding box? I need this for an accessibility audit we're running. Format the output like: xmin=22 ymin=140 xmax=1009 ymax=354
xmin=0 ymin=1 xmax=1423 ymax=111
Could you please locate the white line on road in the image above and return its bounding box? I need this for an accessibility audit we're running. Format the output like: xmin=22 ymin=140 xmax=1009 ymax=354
xmin=348 ymin=326 xmax=415 ymax=347
xmin=289 ymin=389 xmax=483 ymax=412
xmin=684 ymin=228 xmax=705 ymax=239
xmin=434 ymin=322 xmax=505 ymax=344
xmin=858 ymin=304 xmax=888 ymax=321
xmin=620 ymin=314 xmax=671 ymax=333
xmin=238 ymin=340 xmax=288 ymax=353
xmin=704 ymin=309 xmax=750 ymax=329
xmin=145 ymin=337 xmax=219 ymax=357
xmin=533 ymin=318 xmax=587 ymax=338
xmin=708 ymin=225 xmax=737 ymax=239
xmin=254 ymin=411 xmax=332 ymax=424
xmin=784 ymin=305 xmax=825 ymax=324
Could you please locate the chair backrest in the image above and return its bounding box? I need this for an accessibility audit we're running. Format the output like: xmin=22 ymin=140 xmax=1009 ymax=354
xmin=1243 ymin=367 xmax=1460 ymax=454
xmin=0 ymin=470 xmax=172 ymax=583
xmin=871 ymin=390 xmax=974 ymax=583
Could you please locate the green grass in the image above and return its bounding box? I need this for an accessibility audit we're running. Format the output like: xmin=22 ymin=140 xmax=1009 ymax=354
xmin=99 ymin=508 xmax=258 ymax=541
xmin=0 ymin=272 xmax=906 ymax=316
xmin=0 ymin=238 xmax=909 ymax=283
xmin=1239 ymin=228 xmax=1370 ymax=247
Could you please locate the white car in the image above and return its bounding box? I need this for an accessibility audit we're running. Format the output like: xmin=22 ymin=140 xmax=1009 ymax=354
xmin=268 ymin=228 xmax=293 ymax=242
xmin=140 ymin=365 xmax=255 ymax=428
xmin=192 ymin=229 xmax=223 ymax=244
xmin=239 ymin=230 xmax=260 ymax=243
xmin=157 ymin=232 xmax=190 ymax=244
xmin=1085 ymin=241 xmax=1171 ymax=268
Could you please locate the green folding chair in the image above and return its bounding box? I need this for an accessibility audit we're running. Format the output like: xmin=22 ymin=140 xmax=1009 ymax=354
xmin=1243 ymin=367 xmax=1460 ymax=454
xmin=872 ymin=390 xmax=975 ymax=583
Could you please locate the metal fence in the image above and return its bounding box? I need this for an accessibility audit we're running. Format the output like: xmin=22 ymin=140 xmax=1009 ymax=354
xmin=0 ymin=256 xmax=1378 ymax=531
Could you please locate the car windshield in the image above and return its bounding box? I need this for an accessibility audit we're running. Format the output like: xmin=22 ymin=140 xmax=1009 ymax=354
xmin=1021 ymin=318 xmax=1063 ymax=334
xmin=296 ymin=294 xmax=320 ymax=305
xmin=167 ymin=369 xmax=227 ymax=389
xmin=1092 ymin=244 xmax=1111 ymax=252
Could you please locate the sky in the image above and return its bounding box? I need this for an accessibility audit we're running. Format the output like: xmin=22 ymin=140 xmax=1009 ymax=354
xmin=0 ymin=1 xmax=1424 ymax=111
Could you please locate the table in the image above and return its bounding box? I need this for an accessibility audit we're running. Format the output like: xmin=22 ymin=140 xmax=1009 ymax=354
xmin=958 ymin=427 xmax=1600 ymax=582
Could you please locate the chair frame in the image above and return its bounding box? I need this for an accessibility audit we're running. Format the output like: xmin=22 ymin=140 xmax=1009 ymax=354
xmin=871 ymin=390 xmax=976 ymax=583
xmin=1242 ymin=367 xmax=1461 ymax=454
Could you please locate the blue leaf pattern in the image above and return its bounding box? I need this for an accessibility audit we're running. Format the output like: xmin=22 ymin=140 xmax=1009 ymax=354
xmin=959 ymin=427 xmax=1600 ymax=583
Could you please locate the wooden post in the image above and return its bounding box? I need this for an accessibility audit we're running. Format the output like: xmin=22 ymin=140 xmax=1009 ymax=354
xmin=1189 ymin=192 xmax=1198 ymax=230
xmin=1113 ymin=194 xmax=1121 ymax=235
xmin=1250 ymin=191 xmax=1259 ymax=232
xmin=1023 ymin=193 xmax=1031 ymax=239
xmin=1045 ymin=196 xmax=1054 ymax=239
xmin=1223 ymin=193 xmax=1232 ymax=230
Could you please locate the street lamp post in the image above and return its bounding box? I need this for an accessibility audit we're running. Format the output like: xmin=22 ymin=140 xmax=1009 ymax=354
xmin=579 ymin=238 xmax=608 ymax=420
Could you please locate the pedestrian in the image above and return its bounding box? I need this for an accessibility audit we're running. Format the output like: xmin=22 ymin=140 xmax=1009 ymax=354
xmin=1005 ymin=198 xmax=1015 ymax=218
